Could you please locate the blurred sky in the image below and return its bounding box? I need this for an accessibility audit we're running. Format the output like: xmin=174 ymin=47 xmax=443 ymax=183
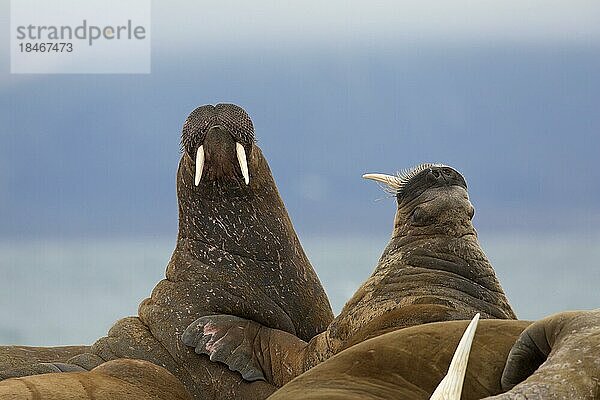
xmin=0 ymin=0 xmax=599 ymax=239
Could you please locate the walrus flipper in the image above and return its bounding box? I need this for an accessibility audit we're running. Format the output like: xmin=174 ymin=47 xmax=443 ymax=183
xmin=182 ymin=315 xmax=266 ymax=382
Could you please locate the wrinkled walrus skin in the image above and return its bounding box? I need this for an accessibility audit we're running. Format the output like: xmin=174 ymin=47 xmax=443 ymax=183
xmin=183 ymin=164 xmax=517 ymax=386
xmin=268 ymin=310 xmax=600 ymax=399
xmin=0 ymin=104 xmax=334 ymax=400
xmin=490 ymin=309 xmax=600 ymax=399
xmin=0 ymin=359 xmax=191 ymax=400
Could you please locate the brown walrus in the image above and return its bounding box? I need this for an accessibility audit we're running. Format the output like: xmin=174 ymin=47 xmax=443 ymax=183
xmin=0 ymin=346 xmax=89 ymax=380
xmin=491 ymin=309 xmax=600 ymax=399
xmin=267 ymin=309 xmax=600 ymax=399
xmin=268 ymin=318 xmax=528 ymax=400
xmin=0 ymin=359 xmax=191 ymax=400
xmin=0 ymin=104 xmax=334 ymax=400
xmin=182 ymin=164 xmax=517 ymax=386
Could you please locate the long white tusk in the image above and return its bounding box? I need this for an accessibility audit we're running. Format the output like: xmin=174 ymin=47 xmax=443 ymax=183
xmin=194 ymin=145 xmax=204 ymax=186
xmin=430 ymin=313 xmax=480 ymax=400
xmin=362 ymin=173 xmax=401 ymax=190
xmin=236 ymin=142 xmax=250 ymax=185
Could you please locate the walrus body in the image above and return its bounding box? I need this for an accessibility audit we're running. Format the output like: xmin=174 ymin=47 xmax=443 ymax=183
xmin=0 ymin=359 xmax=191 ymax=400
xmin=491 ymin=309 xmax=600 ymax=399
xmin=0 ymin=345 xmax=89 ymax=380
xmin=268 ymin=319 xmax=531 ymax=400
xmin=0 ymin=104 xmax=333 ymax=400
xmin=183 ymin=164 xmax=516 ymax=385
xmin=268 ymin=309 xmax=600 ymax=399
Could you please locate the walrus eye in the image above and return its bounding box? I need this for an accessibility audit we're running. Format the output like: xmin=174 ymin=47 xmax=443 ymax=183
xmin=410 ymin=207 xmax=431 ymax=226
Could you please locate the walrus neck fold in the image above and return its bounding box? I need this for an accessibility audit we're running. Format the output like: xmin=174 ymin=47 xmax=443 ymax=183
xmin=323 ymin=230 xmax=516 ymax=354
xmin=381 ymin=233 xmax=508 ymax=299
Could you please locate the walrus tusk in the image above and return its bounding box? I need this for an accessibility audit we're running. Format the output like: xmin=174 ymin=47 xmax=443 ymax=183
xmin=362 ymin=173 xmax=400 ymax=190
xmin=236 ymin=142 xmax=250 ymax=185
xmin=194 ymin=145 xmax=205 ymax=186
xmin=430 ymin=313 xmax=480 ymax=400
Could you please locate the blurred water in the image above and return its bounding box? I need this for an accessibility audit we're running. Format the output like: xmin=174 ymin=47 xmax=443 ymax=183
xmin=0 ymin=233 xmax=598 ymax=346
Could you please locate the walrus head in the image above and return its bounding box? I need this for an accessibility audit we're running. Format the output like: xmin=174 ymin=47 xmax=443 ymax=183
xmin=364 ymin=164 xmax=475 ymax=239
xmin=174 ymin=103 xmax=297 ymax=255
xmin=180 ymin=103 xmax=255 ymax=188
xmin=360 ymin=163 xmax=516 ymax=322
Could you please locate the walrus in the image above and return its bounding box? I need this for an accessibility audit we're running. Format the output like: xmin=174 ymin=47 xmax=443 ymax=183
xmin=0 ymin=359 xmax=191 ymax=400
xmin=0 ymin=345 xmax=90 ymax=380
xmin=265 ymin=309 xmax=600 ymax=399
xmin=182 ymin=164 xmax=517 ymax=386
xmin=0 ymin=104 xmax=334 ymax=400
xmin=491 ymin=309 xmax=600 ymax=399
xmin=266 ymin=317 xmax=527 ymax=400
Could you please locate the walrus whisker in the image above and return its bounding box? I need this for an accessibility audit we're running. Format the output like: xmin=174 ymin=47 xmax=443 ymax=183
xmin=362 ymin=173 xmax=416 ymax=196
xmin=373 ymin=193 xmax=395 ymax=202
xmin=394 ymin=163 xmax=447 ymax=185
xmin=364 ymin=163 xmax=453 ymax=194
xmin=430 ymin=313 xmax=480 ymax=400
xmin=194 ymin=145 xmax=205 ymax=186
xmin=236 ymin=142 xmax=250 ymax=185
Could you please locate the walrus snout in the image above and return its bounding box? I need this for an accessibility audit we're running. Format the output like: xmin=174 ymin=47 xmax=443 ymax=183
xmin=180 ymin=103 xmax=255 ymax=187
xmin=362 ymin=163 xmax=467 ymax=199
xmin=192 ymin=125 xmax=251 ymax=186
xmin=426 ymin=166 xmax=464 ymax=188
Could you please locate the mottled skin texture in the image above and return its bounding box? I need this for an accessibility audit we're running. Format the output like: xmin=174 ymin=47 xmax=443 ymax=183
xmin=490 ymin=309 xmax=600 ymax=399
xmin=183 ymin=166 xmax=516 ymax=386
xmin=0 ymin=359 xmax=191 ymax=400
xmin=0 ymin=104 xmax=333 ymax=400
xmin=268 ymin=310 xmax=600 ymax=399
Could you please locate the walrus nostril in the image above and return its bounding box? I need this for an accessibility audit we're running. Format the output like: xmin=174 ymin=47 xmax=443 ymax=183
xmin=428 ymin=168 xmax=447 ymax=185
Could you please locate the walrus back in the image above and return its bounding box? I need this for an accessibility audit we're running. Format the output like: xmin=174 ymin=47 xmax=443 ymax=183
xmin=0 ymin=359 xmax=192 ymax=400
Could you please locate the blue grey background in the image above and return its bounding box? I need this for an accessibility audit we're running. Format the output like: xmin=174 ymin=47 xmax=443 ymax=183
xmin=0 ymin=1 xmax=599 ymax=345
